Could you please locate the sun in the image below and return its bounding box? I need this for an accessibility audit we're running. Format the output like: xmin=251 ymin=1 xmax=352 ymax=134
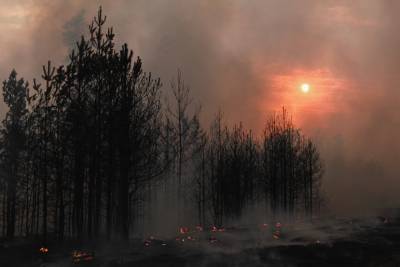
xmin=300 ymin=83 xmax=310 ymax=93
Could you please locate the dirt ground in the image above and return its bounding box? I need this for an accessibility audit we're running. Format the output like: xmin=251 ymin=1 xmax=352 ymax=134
xmin=1 ymin=213 xmax=400 ymax=267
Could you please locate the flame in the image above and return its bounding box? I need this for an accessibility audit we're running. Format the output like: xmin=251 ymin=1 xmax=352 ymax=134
xmin=71 ymin=250 xmax=94 ymax=263
xmin=179 ymin=227 xmax=189 ymax=234
xmin=39 ymin=247 xmax=49 ymax=254
xmin=273 ymin=234 xmax=280 ymax=240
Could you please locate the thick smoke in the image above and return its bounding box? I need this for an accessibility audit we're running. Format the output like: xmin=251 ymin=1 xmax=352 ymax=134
xmin=0 ymin=0 xmax=399 ymax=215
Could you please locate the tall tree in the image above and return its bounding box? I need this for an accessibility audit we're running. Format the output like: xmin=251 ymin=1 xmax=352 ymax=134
xmin=0 ymin=70 xmax=28 ymax=239
xmin=167 ymin=71 xmax=201 ymax=223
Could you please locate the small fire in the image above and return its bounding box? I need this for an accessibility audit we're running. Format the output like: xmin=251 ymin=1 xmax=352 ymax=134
xmin=144 ymin=236 xmax=158 ymax=247
xmin=271 ymin=222 xmax=283 ymax=240
xmin=71 ymin=250 xmax=94 ymax=263
xmin=273 ymin=233 xmax=280 ymax=240
xmin=39 ymin=247 xmax=49 ymax=254
xmin=210 ymin=226 xmax=225 ymax=232
xmin=179 ymin=227 xmax=189 ymax=234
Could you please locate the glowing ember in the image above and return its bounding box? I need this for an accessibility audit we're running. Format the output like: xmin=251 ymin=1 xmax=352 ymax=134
xmin=71 ymin=250 xmax=95 ymax=264
xmin=273 ymin=223 xmax=282 ymax=240
xmin=210 ymin=225 xmax=225 ymax=232
xmin=179 ymin=227 xmax=189 ymax=234
xmin=39 ymin=247 xmax=49 ymax=254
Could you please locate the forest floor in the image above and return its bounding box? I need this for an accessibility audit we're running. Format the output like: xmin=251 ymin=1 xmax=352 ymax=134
xmin=1 ymin=212 xmax=400 ymax=267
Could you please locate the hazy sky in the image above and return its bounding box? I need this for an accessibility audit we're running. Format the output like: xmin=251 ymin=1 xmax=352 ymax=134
xmin=0 ymin=0 xmax=399 ymax=215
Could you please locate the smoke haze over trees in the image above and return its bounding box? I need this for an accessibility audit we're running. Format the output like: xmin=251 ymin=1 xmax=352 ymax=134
xmin=1 ymin=1 xmax=399 ymax=217
xmin=0 ymin=8 xmax=324 ymax=241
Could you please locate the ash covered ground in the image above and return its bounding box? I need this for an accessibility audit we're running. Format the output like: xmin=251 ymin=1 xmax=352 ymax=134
xmin=1 ymin=212 xmax=400 ymax=267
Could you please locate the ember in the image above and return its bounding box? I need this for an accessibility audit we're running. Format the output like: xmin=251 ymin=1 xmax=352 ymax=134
xmin=210 ymin=225 xmax=225 ymax=232
xmin=273 ymin=232 xmax=280 ymax=240
xmin=144 ymin=236 xmax=153 ymax=247
xmin=71 ymin=250 xmax=95 ymax=264
xmin=39 ymin=247 xmax=49 ymax=254
xmin=273 ymin=228 xmax=281 ymax=240
xmin=179 ymin=227 xmax=189 ymax=234
xmin=144 ymin=240 xmax=151 ymax=247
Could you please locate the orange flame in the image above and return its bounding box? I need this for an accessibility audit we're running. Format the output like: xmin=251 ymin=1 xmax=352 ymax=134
xmin=39 ymin=247 xmax=49 ymax=254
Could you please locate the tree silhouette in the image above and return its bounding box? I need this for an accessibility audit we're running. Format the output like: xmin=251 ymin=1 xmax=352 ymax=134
xmin=1 ymin=70 xmax=28 ymax=239
xmin=0 ymin=7 xmax=324 ymax=242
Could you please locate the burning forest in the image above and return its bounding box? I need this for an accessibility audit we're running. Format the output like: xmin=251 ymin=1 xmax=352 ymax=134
xmin=0 ymin=3 xmax=399 ymax=267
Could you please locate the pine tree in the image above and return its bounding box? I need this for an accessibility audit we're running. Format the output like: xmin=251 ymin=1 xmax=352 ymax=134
xmin=0 ymin=70 xmax=28 ymax=239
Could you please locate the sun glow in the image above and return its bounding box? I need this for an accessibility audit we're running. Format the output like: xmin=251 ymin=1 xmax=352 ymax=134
xmin=301 ymin=83 xmax=310 ymax=93
xmin=264 ymin=68 xmax=346 ymax=128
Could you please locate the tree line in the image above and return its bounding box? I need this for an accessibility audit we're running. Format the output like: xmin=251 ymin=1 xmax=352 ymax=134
xmin=0 ymin=8 xmax=323 ymax=242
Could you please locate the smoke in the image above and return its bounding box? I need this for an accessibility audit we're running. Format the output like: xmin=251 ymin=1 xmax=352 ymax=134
xmin=62 ymin=9 xmax=86 ymax=50
xmin=0 ymin=0 xmax=399 ymax=215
